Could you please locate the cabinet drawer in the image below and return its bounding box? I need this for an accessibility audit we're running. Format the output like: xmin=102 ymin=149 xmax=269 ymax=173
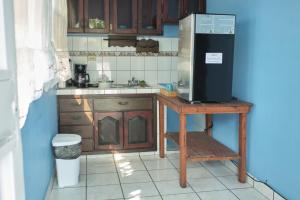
xmin=94 ymin=98 xmax=152 ymax=111
xmin=82 ymin=139 xmax=94 ymax=152
xmin=60 ymin=125 xmax=93 ymax=139
xmin=60 ymin=112 xmax=93 ymax=125
xmin=59 ymin=98 xmax=93 ymax=112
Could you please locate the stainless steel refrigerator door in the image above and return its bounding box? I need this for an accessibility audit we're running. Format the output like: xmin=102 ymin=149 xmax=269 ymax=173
xmin=177 ymin=14 xmax=195 ymax=102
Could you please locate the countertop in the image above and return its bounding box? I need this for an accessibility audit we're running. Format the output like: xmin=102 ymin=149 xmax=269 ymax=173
xmin=56 ymin=85 xmax=163 ymax=95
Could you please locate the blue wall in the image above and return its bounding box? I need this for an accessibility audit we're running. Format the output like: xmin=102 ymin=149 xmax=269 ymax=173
xmin=206 ymin=1 xmax=300 ymax=199
xmin=21 ymin=88 xmax=58 ymax=200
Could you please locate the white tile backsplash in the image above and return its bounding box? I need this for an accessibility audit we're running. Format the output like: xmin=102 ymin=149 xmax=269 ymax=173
xmin=131 ymin=57 xmax=145 ymax=70
xmin=117 ymin=56 xmax=131 ymax=70
xmin=117 ymin=71 xmax=131 ymax=84
xmin=87 ymin=37 xmax=102 ymax=51
xmin=87 ymin=56 xmax=102 ymax=70
xmin=145 ymin=71 xmax=158 ymax=85
xmin=73 ymin=37 xmax=87 ymax=51
xmin=145 ymin=57 xmax=158 ymax=70
xmin=103 ymin=56 xmax=117 ymax=70
xmin=158 ymin=71 xmax=171 ymax=84
xmin=131 ymin=70 xmax=145 ymax=80
xmin=69 ymin=36 xmax=178 ymax=85
xmin=158 ymin=57 xmax=172 ymax=70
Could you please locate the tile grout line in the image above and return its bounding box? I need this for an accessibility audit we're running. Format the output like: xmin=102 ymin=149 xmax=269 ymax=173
xmin=85 ymin=155 xmax=87 ymax=200
xmin=138 ymin=154 xmax=164 ymax=199
xmin=166 ymin=155 xmax=202 ymax=200
xmin=113 ymin=155 xmax=126 ymax=200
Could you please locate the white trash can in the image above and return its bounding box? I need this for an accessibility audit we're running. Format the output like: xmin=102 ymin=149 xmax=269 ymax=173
xmin=52 ymin=134 xmax=82 ymax=188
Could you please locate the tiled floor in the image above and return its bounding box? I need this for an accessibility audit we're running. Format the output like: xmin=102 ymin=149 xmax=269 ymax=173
xmin=49 ymin=153 xmax=270 ymax=200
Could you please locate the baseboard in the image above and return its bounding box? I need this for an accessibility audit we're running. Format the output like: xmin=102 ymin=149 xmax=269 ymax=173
xmin=222 ymin=160 xmax=286 ymax=200
xmin=44 ymin=170 xmax=55 ymax=200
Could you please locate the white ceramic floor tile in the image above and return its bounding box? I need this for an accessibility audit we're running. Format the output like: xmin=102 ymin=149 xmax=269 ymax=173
xmin=198 ymin=190 xmax=239 ymax=200
xmin=168 ymin=158 xmax=203 ymax=169
xmin=119 ymin=170 xmax=152 ymax=183
xmin=53 ymin=175 xmax=86 ymax=188
xmin=154 ymin=180 xmax=193 ymax=195
xmin=50 ymin=187 xmax=86 ymax=200
xmin=116 ymin=160 xmax=146 ymax=172
xmin=232 ymin=188 xmax=268 ymax=200
xmin=87 ymin=162 xmax=116 ymax=174
xmin=87 ymin=172 xmax=119 ymax=186
xmin=127 ymin=196 xmax=162 ymax=200
xmin=218 ymin=176 xmax=252 ymax=189
xmin=143 ymin=159 xmax=174 ymax=170
xmin=122 ymin=182 xmax=159 ymax=199
xmin=202 ymin=161 xmax=236 ymax=177
xmin=162 ymin=193 xmax=200 ymax=200
xmin=148 ymin=168 xmax=179 ymax=182
xmin=87 ymin=155 xmax=115 ymax=165
xmin=187 ymin=167 xmax=213 ymax=179
xmin=140 ymin=154 xmax=162 ymax=161
xmin=87 ymin=185 xmax=123 ymax=200
xmin=190 ymin=177 xmax=226 ymax=192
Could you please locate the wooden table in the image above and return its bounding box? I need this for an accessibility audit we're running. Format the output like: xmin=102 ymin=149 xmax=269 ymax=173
xmin=157 ymin=94 xmax=252 ymax=188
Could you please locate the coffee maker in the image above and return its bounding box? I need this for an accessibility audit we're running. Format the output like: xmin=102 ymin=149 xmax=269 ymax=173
xmin=74 ymin=64 xmax=90 ymax=88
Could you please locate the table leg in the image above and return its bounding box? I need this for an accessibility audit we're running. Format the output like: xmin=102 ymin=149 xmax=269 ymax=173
xmin=159 ymin=102 xmax=165 ymax=158
xmin=179 ymin=113 xmax=187 ymax=188
xmin=238 ymin=113 xmax=247 ymax=183
xmin=205 ymin=114 xmax=212 ymax=136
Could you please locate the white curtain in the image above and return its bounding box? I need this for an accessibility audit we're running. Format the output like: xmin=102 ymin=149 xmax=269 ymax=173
xmin=14 ymin=0 xmax=70 ymax=127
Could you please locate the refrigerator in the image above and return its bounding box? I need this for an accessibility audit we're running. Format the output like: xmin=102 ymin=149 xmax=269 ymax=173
xmin=177 ymin=14 xmax=236 ymax=103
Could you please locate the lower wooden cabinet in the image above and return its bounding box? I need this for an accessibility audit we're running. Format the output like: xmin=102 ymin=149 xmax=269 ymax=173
xmin=94 ymin=112 xmax=124 ymax=150
xmin=124 ymin=111 xmax=153 ymax=149
xmin=58 ymin=94 xmax=156 ymax=153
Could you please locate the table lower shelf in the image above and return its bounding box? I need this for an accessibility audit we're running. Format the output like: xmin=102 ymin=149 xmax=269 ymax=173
xmin=166 ymin=132 xmax=240 ymax=162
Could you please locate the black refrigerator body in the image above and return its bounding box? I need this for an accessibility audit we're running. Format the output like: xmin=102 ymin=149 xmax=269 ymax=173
xmin=177 ymin=14 xmax=235 ymax=103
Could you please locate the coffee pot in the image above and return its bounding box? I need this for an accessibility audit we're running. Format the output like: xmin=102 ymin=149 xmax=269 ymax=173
xmin=74 ymin=64 xmax=90 ymax=88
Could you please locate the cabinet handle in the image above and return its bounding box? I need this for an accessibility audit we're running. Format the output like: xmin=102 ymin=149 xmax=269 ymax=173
xmin=110 ymin=24 xmax=112 ymax=31
xmin=118 ymin=102 xmax=129 ymax=105
xmin=71 ymin=116 xmax=82 ymax=120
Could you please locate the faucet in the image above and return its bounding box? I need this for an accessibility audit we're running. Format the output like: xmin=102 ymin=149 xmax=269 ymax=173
xmin=128 ymin=77 xmax=139 ymax=87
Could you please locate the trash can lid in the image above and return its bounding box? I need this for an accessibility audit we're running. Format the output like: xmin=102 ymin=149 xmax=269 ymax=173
xmin=52 ymin=134 xmax=81 ymax=147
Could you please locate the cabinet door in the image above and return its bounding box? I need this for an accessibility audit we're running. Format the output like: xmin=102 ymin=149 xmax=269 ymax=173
xmin=124 ymin=111 xmax=153 ymax=149
xmin=67 ymin=0 xmax=84 ymax=32
xmin=94 ymin=112 xmax=123 ymax=150
xmin=112 ymin=0 xmax=138 ymax=34
xmin=182 ymin=0 xmax=206 ymax=17
xmin=84 ymin=0 xmax=110 ymax=33
xmin=138 ymin=0 xmax=162 ymax=35
xmin=163 ymin=0 xmax=180 ymax=24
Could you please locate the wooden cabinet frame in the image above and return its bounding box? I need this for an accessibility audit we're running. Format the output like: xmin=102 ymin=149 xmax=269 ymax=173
xmin=94 ymin=112 xmax=124 ymax=150
xmin=84 ymin=0 xmax=110 ymax=33
xmin=112 ymin=0 xmax=138 ymax=34
xmin=138 ymin=0 xmax=162 ymax=35
xmin=67 ymin=0 xmax=84 ymax=33
xmin=181 ymin=0 xmax=206 ymax=17
xmin=124 ymin=111 xmax=153 ymax=149
xmin=162 ymin=0 xmax=181 ymax=24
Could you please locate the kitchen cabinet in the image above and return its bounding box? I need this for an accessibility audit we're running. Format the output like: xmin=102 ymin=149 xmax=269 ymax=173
xmin=181 ymin=0 xmax=206 ymax=17
xmin=124 ymin=111 xmax=153 ymax=149
xmin=162 ymin=0 xmax=181 ymax=24
xmin=94 ymin=112 xmax=123 ymax=150
xmin=112 ymin=0 xmax=138 ymax=34
xmin=84 ymin=0 xmax=110 ymax=33
xmin=57 ymin=94 xmax=156 ymax=153
xmin=67 ymin=0 xmax=84 ymax=32
xmin=138 ymin=0 xmax=162 ymax=35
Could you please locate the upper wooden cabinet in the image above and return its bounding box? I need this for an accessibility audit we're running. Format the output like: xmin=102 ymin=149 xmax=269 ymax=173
xmin=67 ymin=0 xmax=84 ymax=32
xmin=84 ymin=0 xmax=110 ymax=33
xmin=67 ymin=0 xmax=206 ymax=34
xmin=138 ymin=0 xmax=162 ymax=35
xmin=181 ymin=0 xmax=206 ymax=17
xmin=163 ymin=0 xmax=180 ymax=24
xmin=112 ymin=0 xmax=138 ymax=34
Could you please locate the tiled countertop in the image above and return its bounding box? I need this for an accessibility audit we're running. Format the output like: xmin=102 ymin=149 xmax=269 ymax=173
xmin=56 ymin=85 xmax=163 ymax=95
